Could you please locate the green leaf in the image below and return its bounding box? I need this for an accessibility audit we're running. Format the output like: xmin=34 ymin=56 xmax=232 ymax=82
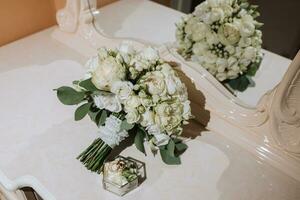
xmin=97 ymin=110 xmax=107 ymax=126
xmin=167 ymin=140 xmax=175 ymax=157
xmin=79 ymin=78 xmax=98 ymax=92
xmin=227 ymin=75 xmax=250 ymax=92
xmin=160 ymin=148 xmax=181 ymax=165
xmin=121 ymin=120 xmax=135 ymax=131
xmin=75 ymin=102 xmax=92 ymax=121
xmin=56 ymin=86 xmax=85 ymax=105
xmin=88 ymin=110 xmax=99 ymax=123
xmin=246 ymin=62 xmax=259 ymax=76
xmin=175 ymin=142 xmax=188 ymax=156
xmin=134 ymin=128 xmax=146 ymax=155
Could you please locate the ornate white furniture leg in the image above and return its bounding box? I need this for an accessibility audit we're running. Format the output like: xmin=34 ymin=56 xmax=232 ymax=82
xmin=268 ymin=50 xmax=300 ymax=155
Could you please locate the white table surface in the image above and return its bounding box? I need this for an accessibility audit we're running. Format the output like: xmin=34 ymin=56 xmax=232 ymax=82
xmin=0 ymin=1 xmax=299 ymax=200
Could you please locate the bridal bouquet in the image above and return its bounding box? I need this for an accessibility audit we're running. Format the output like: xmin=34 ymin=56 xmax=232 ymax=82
xmin=55 ymin=44 xmax=192 ymax=173
xmin=176 ymin=0 xmax=263 ymax=91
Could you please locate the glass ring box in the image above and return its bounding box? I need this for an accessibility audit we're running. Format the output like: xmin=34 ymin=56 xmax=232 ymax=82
xmin=102 ymin=156 xmax=146 ymax=196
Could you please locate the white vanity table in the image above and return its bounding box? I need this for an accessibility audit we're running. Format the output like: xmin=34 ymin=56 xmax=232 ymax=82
xmin=0 ymin=0 xmax=299 ymax=200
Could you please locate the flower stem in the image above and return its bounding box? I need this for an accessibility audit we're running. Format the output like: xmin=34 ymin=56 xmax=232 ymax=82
xmin=77 ymin=138 xmax=112 ymax=173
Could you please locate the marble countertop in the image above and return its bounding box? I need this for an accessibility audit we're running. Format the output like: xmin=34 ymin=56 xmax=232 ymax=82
xmin=0 ymin=1 xmax=299 ymax=199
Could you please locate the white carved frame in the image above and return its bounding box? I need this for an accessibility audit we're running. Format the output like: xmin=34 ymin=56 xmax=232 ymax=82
xmin=52 ymin=0 xmax=300 ymax=181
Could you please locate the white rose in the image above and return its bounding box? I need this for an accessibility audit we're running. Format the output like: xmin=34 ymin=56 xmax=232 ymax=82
xmin=140 ymin=71 xmax=167 ymax=96
xmin=191 ymin=22 xmax=208 ymax=41
xmin=111 ymin=81 xmax=133 ymax=101
xmin=91 ymin=57 xmax=126 ymax=91
xmin=227 ymin=70 xmax=239 ymax=79
xmin=141 ymin=110 xmax=155 ymax=127
xmin=228 ymin=56 xmax=238 ymax=66
xmin=219 ymin=23 xmax=240 ymax=45
xmin=93 ymin=93 xmax=122 ymax=113
xmin=216 ymin=72 xmax=227 ymax=81
xmin=238 ymin=37 xmax=252 ymax=47
xmin=243 ymin=46 xmax=256 ymax=61
xmin=124 ymin=95 xmax=141 ymax=110
xmin=239 ymin=15 xmax=255 ymax=37
xmin=224 ymin=45 xmax=235 ymax=54
xmin=239 ymin=58 xmax=251 ymax=69
xmin=192 ymin=42 xmax=209 ymax=56
xmin=216 ymin=58 xmax=228 ymax=72
xmin=209 ymin=7 xmax=224 ymax=23
xmin=141 ymin=47 xmax=159 ymax=61
xmin=207 ymin=0 xmax=218 ymax=7
xmin=125 ymin=109 xmax=140 ymax=124
xmin=206 ymin=32 xmax=219 ymax=46
xmin=97 ymin=47 xmax=109 ymax=61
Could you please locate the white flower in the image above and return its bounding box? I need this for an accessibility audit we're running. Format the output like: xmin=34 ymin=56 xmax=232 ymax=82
xmin=140 ymin=71 xmax=167 ymax=96
xmin=140 ymin=110 xmax=155 ymax=127
xmin=243 ymin=46 xmax=256 ymax=61
xmin=192 ymin=42 xmax=209 ymax=56
xmin=146 ymin=125 xmax=170 ymax=146
xmin=91 ymin=56 xmax=126 ymax=91
xmin=191 ymin=22 xmax=208 ymax=41
xmin=111 ymin=81 xmax=133 ymax=101
xmin=93 ymin=93 xmax=122 ymax=113
xmin=124 ymin=95 xmax=141 ymax=111
xmin=125 ymin=109 xmax=140 ymax=124
xmin=97 ymin=47 xmax=109 ymax=61
xmin=141 ymin=47 xmax=159 ymax=61
xmin=219 ymin=23 xmax=240 ymax=45
xmin=216 ymin=58 xmax=228 ymax=72
xmin=205 ymin=32 xmax=219 ymax=46
xmin=239 ymin=15 xmax=255 ymax=37
xmin=216 ymin=72 xmax=227 ymax=81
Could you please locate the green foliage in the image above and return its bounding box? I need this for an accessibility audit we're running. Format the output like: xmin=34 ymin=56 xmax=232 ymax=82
xmin=79 ymin=78 xmax=98 ymax=92
xmin=159 ymin=139 xmax=185 ymax=165
xmin=134 ymin=128 xmax=146 ymax=155
xmin=75 ymin=102 xmax=92 ymax=121
xmin=160 ymin=147 xmax=181 ymax=165
xmin=56 ymin=86 xmax=85 ymax=105
xmin=227 ymin=75 xmax=250 ymax=92
xmin=246 ymin=62 xmax=259 ymax=76
xmin=121 ymin=120 xmax=135 ymax=131
xmin=96 ymin=110 xmax=107 ymax=126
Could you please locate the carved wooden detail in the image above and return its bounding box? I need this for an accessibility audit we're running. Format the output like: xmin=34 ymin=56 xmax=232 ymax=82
xmin=269 ymin=51 xmax=300 ymax=155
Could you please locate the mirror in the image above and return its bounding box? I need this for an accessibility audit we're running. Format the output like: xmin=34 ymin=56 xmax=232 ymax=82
xmin=90 ymin=0 xmax=296 ymax=108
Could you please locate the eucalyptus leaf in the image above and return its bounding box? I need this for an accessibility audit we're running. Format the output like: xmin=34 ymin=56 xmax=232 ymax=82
xmin=97 ymin=110 xmax=107 ymax=126
xmin=246 ymin=62 xmax=259 ymax=76
xmin=75 ymin=102 xmax=92 ymax=121
xmin=121 ymin=120 xmax=135 ymax=131
xmin=160 ymin=148 xmax=181 ymax=165
xmin=167 ymin=139 xmax=175 ymax=157
xmin=175 ymin=142 xmax=188 ymax=156
xmin=134 ymin=128 xmax=146 ymax=155
xmin=79 ymin=78 xmax=98 ymax=92
xmin=56 ymin=86 xmax=85 ymax=105
xmin=88 ymin=110 xmax=99 ymax=123
xmin=227 ymin=75 xmax=250 ymax=92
